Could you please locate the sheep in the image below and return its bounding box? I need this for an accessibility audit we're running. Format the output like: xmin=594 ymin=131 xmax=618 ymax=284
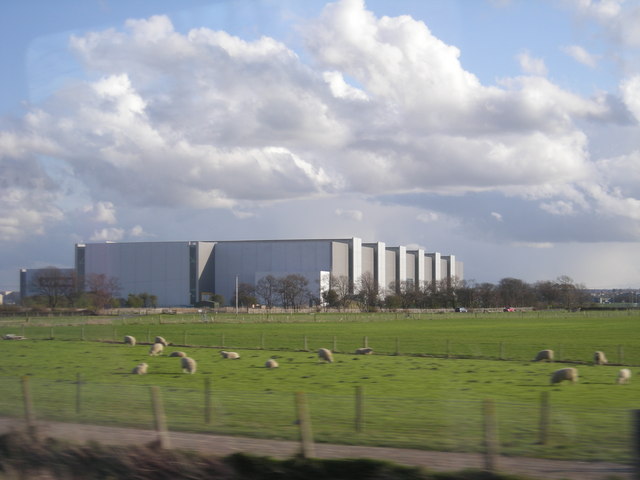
xmin=355 ymin=347 xmax=373 ymax=355
xmin=318 ymin=348 xmax=333 ymax=363
xmin=181 ymin=357 xmax=197 ymax=374
xmin=533 ymin=349 xmax=554 ymax=362
xmin=265 ymin=359 xmax=279 ymax=369
xmin=123 ymin=335 xmax=136 ymax=346
xmin=550 ymin=367 xmax=578 ymax=384
xmin=593 ymin=351 xmax=608 ymax=365
xmin=131 ymin=363 xmax=148 ymax=375
xmin=169 ymin=351 xmax=186 ymax=357
xmin=617 ymin=368 xmax=631 ymax=384
xmin=220 ymin=351 xmax=240 ymax=359
xmin=154 ymin=336 xmax=168 ymax=347
xmin=149 ymin=342 xmax=164 ymax=356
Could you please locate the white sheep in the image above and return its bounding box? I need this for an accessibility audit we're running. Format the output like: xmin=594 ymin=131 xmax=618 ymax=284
xmin=220 ymin=351 xmax=240 ymax=359
xmin=154 ymin=336 xmax=168 ymax=347
xmin=533 ymin=349 xmax=554 ymax=362
xmin=169 ymin=351 xmax=186 ymax=357
xmin=617 ymin=368 xmax=631 ymax=384
xmin=181 ymin=357 xmax=197 ymax=374
xmin=149 ymin=342 xmax=164 ymax=356
xmin=124 ymin=335 xmax=136 ymax=346
xmin=265 ymin=359 xmax=279 ymax=368
xmin=318 ymin=348 xmax=333 ymax=363
xmin=593 ymin=351 xmax=608 ymax=365
xmin=550 ymin=367 xmax=578 ymax=384
xmin=355 ymin=347 xmax=373 ymax=355
xmin=131 ymin=363 xmax=148 ymax=375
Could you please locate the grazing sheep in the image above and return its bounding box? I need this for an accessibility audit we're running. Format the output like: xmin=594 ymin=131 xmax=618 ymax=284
xmin=169 ymin=351 xmax=186 ymax=357
xmin=131 ymin=363 xmax=148 ymax=375
xmin=617 ymin=368 xmax=631 ymax=384
xmin=318 ymin=348 xmax=333 ymax=363
xmin=265 ymin=359 xmax=279 ymax=369
xmin=3 ymin=334 xmax=26 ymax=340
xmin=181 ymin=357 xmax=197 ymax=374
xmin=154 ymin=336 xmax=168 ymax=347
xmin=550 ymin=367 xmax=578 ymax=384
xmin=593 ymin=351 xmax=608 ymax=365
xmin=533 ymin=349 xmax=554 ymax=362
xmin=355 ymin=347 xmax=373 ymax=355
xmin=124 ymin=335 xmax=136 ymax=346
xmin=220 ymin=351 xmax=240 ymax=359
xmin=149 ymin=342 xmax=164 ymax=356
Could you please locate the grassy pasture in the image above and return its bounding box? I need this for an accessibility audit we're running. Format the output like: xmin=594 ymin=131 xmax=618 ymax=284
xmin=0 ymin=311 xmax=638 ymax=463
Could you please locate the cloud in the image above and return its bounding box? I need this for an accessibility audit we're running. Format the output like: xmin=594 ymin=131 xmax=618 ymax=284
xmin=90 ymin=227 xmax=124 ymax=241
xmin=620 ymin=75 xmax=640 ymax=122
xmin=565 ymin=0 xmax=640 ymax=48
xmin=0 ymin=0 xmax=638 ymax=251
xmin=335 ymin=208 xmax=363 ymax=221
xmin=491 ymin=212 xmax=503 ymax=221
xmin=561 ymin=45 xmax=599 ymax=67
xmin=516 ymin=51 xmax=548 ymax=76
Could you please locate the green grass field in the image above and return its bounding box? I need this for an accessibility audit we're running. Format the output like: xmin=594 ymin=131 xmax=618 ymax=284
xmin=0 ymin=310 xmax=638 ymax=463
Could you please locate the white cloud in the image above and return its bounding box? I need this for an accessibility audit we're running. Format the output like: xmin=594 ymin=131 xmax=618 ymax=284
xmin=417 ymin=211 xmax=440 ymax=223
xmin=620 ymin=75 xmax=640 ymax=122
xmin=561 ymin=45 xmax=599 ymax=68
xmin=512 ymin=242 xmax=554 ymax=249
xmin=516 ymin=51 xmax=548 ymax=76
xmin=83 ymin=201 xmax=117 ymax=224
xmin=90 ymin=227 xmax=124 ymax=241
xmin=335 ymin=208 xmax=363 ymax=221
xmin=491 ymin=212 xmax=503 ymax=221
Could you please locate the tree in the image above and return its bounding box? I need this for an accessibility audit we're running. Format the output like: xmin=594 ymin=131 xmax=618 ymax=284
xmin=85 ymin=274 xmax=120 ymax=311
xmin=354 ymin=271 xmax=381 ymax=312
xmin=255 ymin=275 xmax=278 ymax=309
xmin=277 ymin=274 xmax=310 ymax=310
xmin=30 ymin=267 xmax=77 ymax=309
xmin=231 ymin=282 xmax=258 ymax=308
xmin=329 ymin=275 xmax=352 ymax=310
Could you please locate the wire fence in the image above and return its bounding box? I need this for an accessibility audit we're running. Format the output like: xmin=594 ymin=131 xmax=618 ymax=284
xmin=1 ymin=376 xmax=633 ymax=465
xmin=3 ymin=322 xmax=640 ymax=366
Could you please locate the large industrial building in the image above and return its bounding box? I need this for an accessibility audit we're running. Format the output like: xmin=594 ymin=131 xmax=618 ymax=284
xmin=23 ymin=238 xmax=463 ymax=307
xmin=76 ymin=238 xmax=463 ymax=307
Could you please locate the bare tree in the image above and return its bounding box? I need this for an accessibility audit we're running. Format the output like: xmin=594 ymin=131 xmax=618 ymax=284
xmin=277 ymin=274 xmax=310 ymax=310
xmin=355 ymin=271 xmax=381 ymax=312
xmin=329 ymin=275 xmax=352 ymax=310
xmin=256 ymin=275 xmax=278 ymax=309
xmin=31 ymin=267 xmax=76 ymax=309
xmin=85 ymin=274 xmax=120 ymax=311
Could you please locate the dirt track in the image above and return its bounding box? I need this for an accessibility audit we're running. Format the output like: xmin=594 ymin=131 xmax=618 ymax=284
xmin=0 ymin=417 xmax=633 ymax=480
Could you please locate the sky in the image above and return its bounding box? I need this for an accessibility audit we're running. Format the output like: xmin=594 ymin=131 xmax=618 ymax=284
xmin=1 ymin=0 xmax=640 ymax=292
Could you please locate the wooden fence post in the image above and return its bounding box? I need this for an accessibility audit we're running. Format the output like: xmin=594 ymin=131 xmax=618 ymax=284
xmin=81 ymin=326 xmax=85 ymax=341
xmin=303 ymin=335 xmax=308 ymax=351
xmin=499 ymin=342 xmax=505 ymax=360
xmin=333 ymin=335 xmax=337 ymax=352
xmin=446 ymin=339 xmax=451 ymax=358
xmin=355 ymin=386 xmax=364 ymax=433
xmin=21 ymin=376 xmax=37 ymax=438
xmin=295 ymin=392 xmax=315 ymax=458
xmin=633 ymin=409 xmax=640 ymax=480
xmin=618 ymin=344 xmax=624 ymax=364
xmin=150 ymin=386 xmax=171 ymax=449
xmin=183 ymin=330 xmax=187 ymax=345
xmin=482 ymin=399 xmax=499 ymax=473
xmin=363 ymin=336 xmax=368 ymax=348
xmin=147 ymin=329 xmax=151 ymax=343
xmin=221 ymin=333 xmax=225 ymax=347
xmin=538 ymin=391 xmax=550 ymax=445
xmin=261 ymin=333 xmax=265 ymax=349
xmin=204 ymin=377 xmax=212 ymax=424
xmin=395 ymin=337 xmax=400 ymax=356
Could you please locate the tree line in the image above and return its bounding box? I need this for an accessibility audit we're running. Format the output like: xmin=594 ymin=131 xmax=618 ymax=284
xmin=23 ymin=267 xmax=592 ymax=312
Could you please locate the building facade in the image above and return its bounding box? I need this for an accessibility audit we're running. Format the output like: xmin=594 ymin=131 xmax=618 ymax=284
xmin=70 ymin=238 xmax=463 ymax=307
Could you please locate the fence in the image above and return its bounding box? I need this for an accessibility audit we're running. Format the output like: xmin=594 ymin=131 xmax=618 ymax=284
xmin=1 ymin=375 xmax=633 ymax=466
xmin=3 ymin=322 xmax=640 ymax=365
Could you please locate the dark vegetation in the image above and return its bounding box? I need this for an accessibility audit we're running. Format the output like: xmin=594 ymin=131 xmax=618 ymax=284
xmin=0 ymin=430 xmax=538 ymax=480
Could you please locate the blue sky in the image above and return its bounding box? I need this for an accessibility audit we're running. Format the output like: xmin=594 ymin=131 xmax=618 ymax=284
xmin=1 ymin=0 xmax=640 ymax=292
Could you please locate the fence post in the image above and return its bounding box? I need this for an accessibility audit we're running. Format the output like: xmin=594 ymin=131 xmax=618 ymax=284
xmin=363 ymin=336 xmax=368 ymax=348
xmin=295 ymin=392 xmax=315 ymax=458
xmin=482 ymin=399 xmax=499 ymax=473
xmin=81 ymin=326 xmax=85 ymax=341
xmin=538 ymin=391 xmax=550 ymax=445
xmin=183 ymin=330 xmax=187 ymax=345
xmin=150 ymin=386 xmax=171 ymax=449
xmin=499 ymin=342 xmax=504 ymax=360
xmin=50 ymin=327 xmax=54 ymax=340
xmin=261 ymin=333 xmax=265 ymax=350
xmin=112 ymin=326 xmax=116 ymax=341
xmin=147 ymin=329 xmax=151 ymax=343
xmin=204 ymin=377 xmax=212 ymax=424
xmin=304 ymin=335 xmax=308 ymax=351
xmin=395 ymin=337 xmax=400 ymax=356
xmin=76 ymin=373 xmax=83 ymax=415
xmin=21 ymin=376 xmax=37 ymax=438
xmin=333 ymin=335 xmax=337 ymax=352
xmin=355 ymin=386 xmax=364 ymax=433
xmin=221 ymin=333 xmax=225 ymax=347
xmin=446 ymin=339 xmax=451 ymax=358
xmin=633 ymin=409 xmax=640 ymax=480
